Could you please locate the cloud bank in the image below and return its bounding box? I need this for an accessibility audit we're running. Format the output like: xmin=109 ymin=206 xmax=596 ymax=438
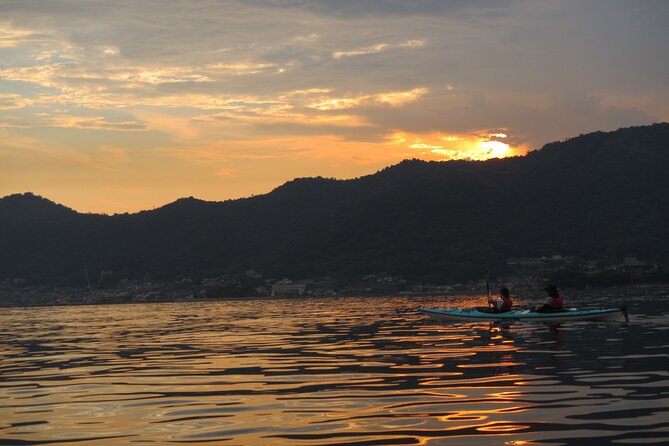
xmin=0 ymin=0 xmax=667 ymax=212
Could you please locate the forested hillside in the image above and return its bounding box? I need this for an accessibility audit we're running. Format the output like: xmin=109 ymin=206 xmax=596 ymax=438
xmin=2 ymin=123 xmax=668 ymax=285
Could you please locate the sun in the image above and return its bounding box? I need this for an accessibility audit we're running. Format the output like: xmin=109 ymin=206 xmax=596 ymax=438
xmin=480 ymin=140 xmax=512 ymax=159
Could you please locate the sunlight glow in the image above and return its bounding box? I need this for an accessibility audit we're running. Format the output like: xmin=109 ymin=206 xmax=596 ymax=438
xmin=480 ymin=140 xmax=512 ymax=158
xmin=0 ymin=18 xmax=527 ymax=213
xmin=391 ymin=131 xmax=527 ymax=161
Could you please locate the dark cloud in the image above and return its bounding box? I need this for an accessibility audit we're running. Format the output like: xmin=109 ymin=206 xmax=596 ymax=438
xmin=250 ymin=0 xmax=514 ymax=18
xmin=357 ymin=90 xmax=657 ymax=149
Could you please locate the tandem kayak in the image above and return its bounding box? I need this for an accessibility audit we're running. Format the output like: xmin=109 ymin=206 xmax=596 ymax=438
xmin=418 ymin=306 xmax=629 ymax=323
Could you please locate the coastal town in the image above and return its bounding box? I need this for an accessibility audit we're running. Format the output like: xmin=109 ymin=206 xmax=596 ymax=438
xmin=1 ymin=255 xmax=667 ymax=308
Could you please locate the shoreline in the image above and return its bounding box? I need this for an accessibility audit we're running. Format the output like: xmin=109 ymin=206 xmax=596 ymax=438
xmin=2 ymin=282 xmax=668 ymax=309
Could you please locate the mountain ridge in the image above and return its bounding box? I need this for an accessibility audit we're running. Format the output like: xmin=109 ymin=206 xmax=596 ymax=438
xmin=2 ymin=123 xmax=668 ymax=286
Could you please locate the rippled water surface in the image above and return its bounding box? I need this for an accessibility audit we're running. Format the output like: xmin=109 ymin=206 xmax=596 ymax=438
xmin=1 ymin=288 xmax=669 ymax=445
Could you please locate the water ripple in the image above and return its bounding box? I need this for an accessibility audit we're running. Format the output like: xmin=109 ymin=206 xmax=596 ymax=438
xmin=1 ymin=290 xmax=668 ymax=444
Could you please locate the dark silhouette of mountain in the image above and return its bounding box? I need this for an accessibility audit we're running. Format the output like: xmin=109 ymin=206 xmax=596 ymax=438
xmin=2 ymin=123 xmax=668 ymax=286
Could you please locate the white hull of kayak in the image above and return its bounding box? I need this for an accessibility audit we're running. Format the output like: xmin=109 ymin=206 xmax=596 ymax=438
xmin=419 ymin=307 xmax=627 ymax=323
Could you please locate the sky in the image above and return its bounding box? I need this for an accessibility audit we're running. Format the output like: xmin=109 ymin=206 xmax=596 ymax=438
xmin=1 ymin=0 xmax=667 ymax=214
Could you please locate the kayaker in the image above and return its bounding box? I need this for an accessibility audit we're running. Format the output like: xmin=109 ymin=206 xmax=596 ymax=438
xmin=489 ymin=287 xmax=513 ymax=313
xmin=537 ymin=284 xmax=565 ymax=312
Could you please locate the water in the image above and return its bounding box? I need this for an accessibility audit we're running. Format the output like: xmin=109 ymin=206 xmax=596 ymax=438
xmin=1 ymin=288 xmax=668 ymax=445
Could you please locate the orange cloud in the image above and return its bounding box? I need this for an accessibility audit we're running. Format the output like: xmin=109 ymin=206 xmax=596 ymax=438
xmin=332 ymin=39 xmax=426 ymax=59
xmin=307 ymin=95 xmax=370 ymax=110
xmin=307 ymin=87 xmax=427 ymax=110
xmin=376 ymin=87 xmax=428 ymax=106
xmin=0 ymin=94 xmax=33 ymax=110
xmin=0 ymin=25 xmax=33 ymax=48
xmin=48 ymin=115 xmax=146 ymax=131
xmin=204 ymin=62 xmax=279 ymax=75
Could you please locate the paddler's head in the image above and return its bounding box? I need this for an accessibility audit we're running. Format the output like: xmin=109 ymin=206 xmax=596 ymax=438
xmin=544 ymin=284 xmax=558 ymax=297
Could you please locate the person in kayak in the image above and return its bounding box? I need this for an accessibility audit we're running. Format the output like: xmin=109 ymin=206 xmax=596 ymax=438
xmin=488 ymin=287 xmax=513 ymax=313
xmin=537 ymin=285 xmax=565 ymax=312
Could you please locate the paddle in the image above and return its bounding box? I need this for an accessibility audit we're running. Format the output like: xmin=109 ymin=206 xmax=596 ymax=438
xmin=486 ymin=272 xmax=493 ymax=310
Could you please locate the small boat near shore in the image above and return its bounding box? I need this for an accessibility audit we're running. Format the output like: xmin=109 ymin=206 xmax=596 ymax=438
xmin=419 ymin=306 xmax=629 ymax=323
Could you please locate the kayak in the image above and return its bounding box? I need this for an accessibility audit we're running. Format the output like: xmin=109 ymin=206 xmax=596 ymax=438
xmin=418 ymin=306 xmax=629 ymax=323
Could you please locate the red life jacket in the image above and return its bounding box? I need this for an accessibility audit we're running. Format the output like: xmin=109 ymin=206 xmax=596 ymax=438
xmin=500 ymin=296 xmax=513 ymax=312
xmin=550 ymin=294 xmax=564 ymax=309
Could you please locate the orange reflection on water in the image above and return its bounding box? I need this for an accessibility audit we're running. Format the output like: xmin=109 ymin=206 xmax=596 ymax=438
xmin=457 ymin=362 xmax=525 ymax=369
xmin=478 ymin=423 xmax=531 ymax=432
xmin=488 ymin=390 xmax=522 ymax=399
xmin=3 ymin=294 xmax=661 ymax=445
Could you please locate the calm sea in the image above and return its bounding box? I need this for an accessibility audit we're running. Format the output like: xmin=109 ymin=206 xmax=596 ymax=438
xmin=1 ymin=288 xmax=668 ymax=445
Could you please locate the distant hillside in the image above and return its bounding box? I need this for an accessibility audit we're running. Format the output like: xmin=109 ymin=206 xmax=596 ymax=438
xmin=2 ymin=123 xmax=668 ymax=286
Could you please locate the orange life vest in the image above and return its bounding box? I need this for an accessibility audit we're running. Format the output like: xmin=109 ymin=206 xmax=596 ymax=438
xmin=500 ymin=296 xmax=513 ymax=312
xmin=550 ymin=294 xmax=564 ymax=309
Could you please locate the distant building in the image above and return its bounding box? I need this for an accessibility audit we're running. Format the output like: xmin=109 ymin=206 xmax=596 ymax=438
xmin=271 ymin=279 xmax=306 ymax=296
xmin=622 ymin=257 xmax=645 ymax=267
xmin=507 ymin=255 xmax=574 ymax=272
xmin=620 ymin=257 xmax=650 ymax=271
xmin=304 ymin=278 xmax=337 ymax=296
xmin=540 ymin=254 xmax=575 ymax=269
xmin=254 ymin=286 xmax=271 ymax=296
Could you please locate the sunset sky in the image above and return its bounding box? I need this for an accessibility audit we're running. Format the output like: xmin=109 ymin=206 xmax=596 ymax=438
xmin=1 ymin=0 xmax=667 ymax=214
